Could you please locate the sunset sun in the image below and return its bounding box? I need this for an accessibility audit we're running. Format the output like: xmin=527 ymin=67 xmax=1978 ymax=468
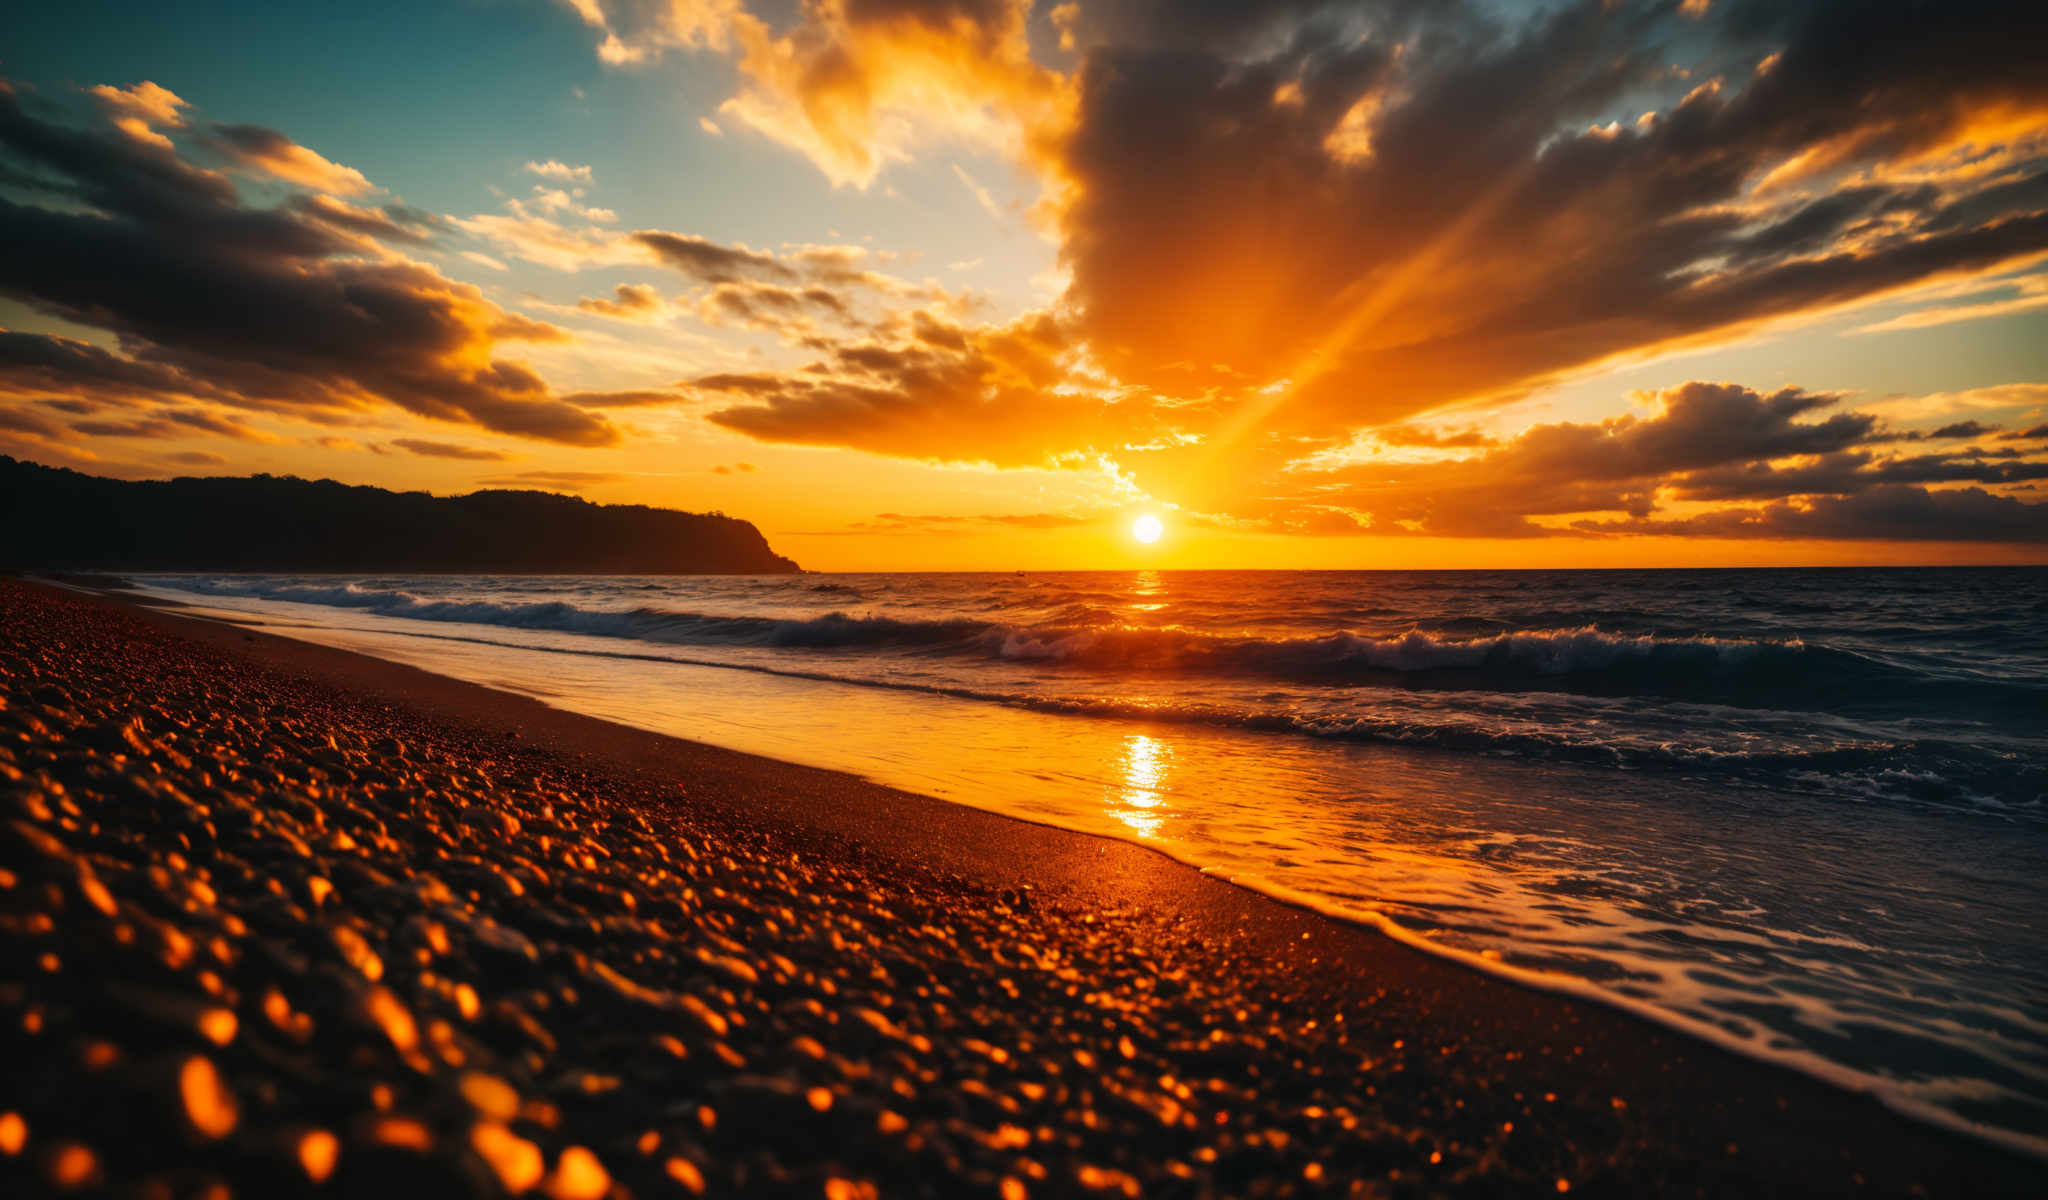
xmin=1131 ymin=514 xmax=1164 ymax=544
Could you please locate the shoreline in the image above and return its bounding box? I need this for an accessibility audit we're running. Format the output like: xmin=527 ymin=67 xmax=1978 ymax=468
xmin=3 ymin=578 xmax=2040 ymax=1194
xmin=98 ymin=575 xmax=2048 ymax=1162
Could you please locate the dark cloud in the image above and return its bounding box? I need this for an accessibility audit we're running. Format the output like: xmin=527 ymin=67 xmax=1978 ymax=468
xmin=285 ymin=193 xmax=439 ymax=244
xmin=1279 ymin=382 xmax=2048 ymax=541
xmin=2001 ymin=423 xmax=2048 ymax=442
xmin=389 ymin=438 xmax=511 ymax=461
xmin=689 ymin=373 xmax=788 ymax=395
xmin=0 ymin=82 xmax=617 ymax=447
xmin=698 ymin=280 xmax=857 ymax=333
xmin=0 ymin=330 xmax=226 ymax=405
xmin=631 ymin=231 xmax=790 ymax=283
xmin=67 ymin=417 xmax=176 ymax=439
xmin=1574 ymin=485 xmax=2048 ymax=544
xmin=475 ymin=470 xmax=625 ymax=490
xmin=1673 ymin=450 xmax=2048 ymax=501
xmin=1929 ymin=420 xmax=1999 ymax=440
xmin=201 ymin=122 xmax=371 ymax=194
xmin=0 ymin=406 xmax=65 ymax=439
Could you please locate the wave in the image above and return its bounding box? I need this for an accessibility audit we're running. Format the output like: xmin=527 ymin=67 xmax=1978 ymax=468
xmin=145 ymin=575 xmax=2044 ymax=717
xmin=142 ymin=576 xmax=2044 ymax=815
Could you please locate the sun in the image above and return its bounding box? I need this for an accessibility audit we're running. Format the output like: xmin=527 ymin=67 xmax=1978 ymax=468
xmin=1132 ymin=514 xmax=1164 ymax=544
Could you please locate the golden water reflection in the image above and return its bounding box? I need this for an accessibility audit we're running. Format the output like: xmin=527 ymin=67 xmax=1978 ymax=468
xmin=1128 ymin=569 xmax=1167 ymax=614
xmin=1110 ymin=733 xmax=1173 ymax=838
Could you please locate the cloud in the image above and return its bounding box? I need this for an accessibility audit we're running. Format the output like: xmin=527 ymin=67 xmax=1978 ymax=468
xmin=203 ymin=123 xmax=374 ymax=194
xmin=696 ymin=279 xmax=857 ymax=334
xmin=61 ymin=407 xmax=282 ymax=444
xmin=390 ymin=438 xmax=512 ymax=461
xmin=560 ymin=388 xmax=685 ymax=408
xmin=700 ymin=310 xmax=1142 ymax=466
xmin=476 ymin=469 xmax=626 ymax=490
xmin=632 ymin=230 xmax=789 ymax=281
xmin=286 ymin=193 xmax=441 ymax=245
xmin=710 ymin=460 xmax=756 ymax=474
xmin=951 ymin=162 xmax=1005 ymax=223
xmin=0 ymin=406 xmax=66 ymax=439
xmin=1575 ymin=485 xmax=2048 ymax=543
xmin=566 ymin=0 xmax=1066 ymax=188
xmin=721 ymin=0 xmax=1067 ymax=188
xmin=576 ymin=281 xmax=667 ymax=318
xmin=846 ymin=509 xmax=1095 ymax=532
xmin=526 ymin=160 xmax=594 ymax=182
xmin=0 ymin=82 xmax=617 ymax=447
xmin=1852 ymin=272 xmax=2048 ymax=333
xmin=1373 ymin=425 xmax=1497 ymax=450
xmin=1856 ymin=382 xmax=2048 ymax=423
xmin=0 ymin=330 xmax=227 ymax=406
xmin=1267 ymin=381 xmax=2048 ymax=541
xmin=557 ymin=0 xmax=741 ymax=63
xmin=86 ymin=81 xmax=188 ymax=148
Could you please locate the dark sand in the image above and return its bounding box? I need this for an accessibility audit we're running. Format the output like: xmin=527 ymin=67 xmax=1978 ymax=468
xmin=0 ymin=578 xmax=2038 ymax=1197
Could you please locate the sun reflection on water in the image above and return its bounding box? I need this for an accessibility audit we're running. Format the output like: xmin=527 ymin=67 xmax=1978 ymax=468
xmin=1110 ymin=733 xmax=1172 ymax=838
xmin=1128 ymin=570 xmax=1167 ymax=614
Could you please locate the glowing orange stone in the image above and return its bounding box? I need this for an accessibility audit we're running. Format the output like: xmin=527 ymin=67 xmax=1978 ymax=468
xmin=180 ymin=1056 xmax=238 ymax=1140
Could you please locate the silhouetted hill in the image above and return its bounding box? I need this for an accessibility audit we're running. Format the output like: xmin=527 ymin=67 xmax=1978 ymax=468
xmin=0 ymin=457 xmax=801 ymax=574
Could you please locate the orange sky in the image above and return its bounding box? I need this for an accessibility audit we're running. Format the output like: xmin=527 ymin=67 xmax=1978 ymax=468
xmin=3 ymin=0 xmax=2046 ymax=569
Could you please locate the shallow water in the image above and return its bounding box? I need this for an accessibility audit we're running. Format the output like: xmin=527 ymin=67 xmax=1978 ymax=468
xmin=132 ymin=568 xmax=2048 ymax=1150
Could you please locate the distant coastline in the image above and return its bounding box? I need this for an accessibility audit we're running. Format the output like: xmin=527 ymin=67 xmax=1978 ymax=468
xmin=0 ymin=456 xmax=801 ymax=574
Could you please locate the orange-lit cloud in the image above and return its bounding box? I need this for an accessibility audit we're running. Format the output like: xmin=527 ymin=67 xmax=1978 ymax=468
xmin=204 ymin=123 xmax=374 ymax=194
xmin=699 ymin=309 xmax=1143 ymax=466
xmin=86 ymin=80 xmax=188 ymax=148
xmin=572 ymin=0 xmax=1067 ymax=188
xmin=1268 ymin=382 xmax=2048 ymax=541
xmin=558 ymin=0 xmax=741 ymax=63
xmin=576 ymin=282 xmax=668 ymax=319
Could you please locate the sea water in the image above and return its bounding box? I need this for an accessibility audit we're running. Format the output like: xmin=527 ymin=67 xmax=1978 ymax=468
xmin=129 ymin=568 xmax=2048 ymax=1151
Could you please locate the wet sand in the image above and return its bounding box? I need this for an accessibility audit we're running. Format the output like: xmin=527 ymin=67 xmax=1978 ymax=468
xmin=0 ymin=577 xmax=2037 ymax=1196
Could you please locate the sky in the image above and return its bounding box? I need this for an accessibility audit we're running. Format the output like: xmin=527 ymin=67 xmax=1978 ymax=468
xmin=2 ymin=0 xmax=2046 ymax=570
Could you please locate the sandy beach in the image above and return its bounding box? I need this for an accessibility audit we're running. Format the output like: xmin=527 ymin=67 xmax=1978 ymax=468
xmin=0 ymin=577 xmax=2038 ymax=1197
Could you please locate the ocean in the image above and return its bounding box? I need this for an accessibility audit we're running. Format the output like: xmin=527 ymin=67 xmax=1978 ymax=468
xmin=127 ymin=567 xmax=2048 ymax=1152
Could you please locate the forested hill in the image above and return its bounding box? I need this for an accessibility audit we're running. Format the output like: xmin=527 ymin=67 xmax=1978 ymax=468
xmin=0 ymin=457 xmax=801 ymax=574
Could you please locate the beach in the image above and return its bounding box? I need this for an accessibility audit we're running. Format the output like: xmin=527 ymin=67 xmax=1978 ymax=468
xmin=0 ymin=577 xmax=2038 ymax=1197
